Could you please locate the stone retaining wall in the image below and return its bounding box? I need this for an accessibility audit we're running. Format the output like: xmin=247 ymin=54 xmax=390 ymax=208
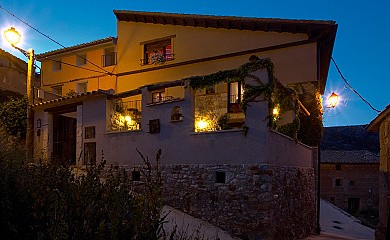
xmin=135 ymin=164 xmax=316 ymax=239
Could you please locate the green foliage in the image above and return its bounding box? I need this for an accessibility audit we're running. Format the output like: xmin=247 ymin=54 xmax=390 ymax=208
xmin=296 ymin=91 xmax=324 ymax=146
xmin=188 ymin=56 xmax=324 ymax=146
xmin=0 ymin=149 xmax=165 ymax=240
xmin=0 ymin=96 xmax=27 ymax=138
xmin=66 ymin=89 xmax=77 ymax=97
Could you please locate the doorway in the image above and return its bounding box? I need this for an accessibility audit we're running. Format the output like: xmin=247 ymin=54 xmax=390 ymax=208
xmin=53 ymin=113 xmax=76 ymax=165
xmin=348 ymin=198 xmax=360 ymax=214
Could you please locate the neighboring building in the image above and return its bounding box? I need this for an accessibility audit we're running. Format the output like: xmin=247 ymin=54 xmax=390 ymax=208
xmin=37 ymin=37 xmax=117 ymax=97
xmin=0 ymin=48 xmax=28 ymax=96
xmin=320 ymin=125 xmax=379 ymax=214
xmin=320 ymin=150 xmax=379 ymax=213
xmin=367 ymin=105 xmax=390 ymax=240
xmin=33 ymin=11 xmax=337 ymax=239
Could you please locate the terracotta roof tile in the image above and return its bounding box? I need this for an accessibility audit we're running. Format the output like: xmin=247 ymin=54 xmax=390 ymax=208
xmin=32 ymin=89 xmax=114 ymax=108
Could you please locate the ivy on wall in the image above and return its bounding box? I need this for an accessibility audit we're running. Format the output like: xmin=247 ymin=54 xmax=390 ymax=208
xmin=187 ymin=56 xmax=323 ymax=146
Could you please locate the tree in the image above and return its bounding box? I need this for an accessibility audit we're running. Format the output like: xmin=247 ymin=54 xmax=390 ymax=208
xmin=0 ymin=96 xmax=27 ymax=138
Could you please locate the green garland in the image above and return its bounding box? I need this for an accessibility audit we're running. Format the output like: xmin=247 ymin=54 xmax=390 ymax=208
xmin=187 ymin=56 xmax=323 ymax=146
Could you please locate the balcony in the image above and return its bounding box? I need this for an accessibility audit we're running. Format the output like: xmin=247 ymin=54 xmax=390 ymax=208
xmin=140 ymin=53 xmax=175 ymax=66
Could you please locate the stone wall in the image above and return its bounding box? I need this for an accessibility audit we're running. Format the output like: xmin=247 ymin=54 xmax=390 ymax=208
xmin=137 ymin=164 xmax=316 ymax=240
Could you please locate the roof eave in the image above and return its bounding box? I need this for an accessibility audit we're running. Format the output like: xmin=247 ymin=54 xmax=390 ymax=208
xmin=367 ymin=105 xmax=390 ymax=132
xmin=36 ymin=37 xmax=117 ymax=60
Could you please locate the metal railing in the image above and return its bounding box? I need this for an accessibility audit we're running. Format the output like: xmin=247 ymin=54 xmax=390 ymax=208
xmin=151 ymin=95 xmax=174 ymax=104
xmin=140 ymin=53 xmax=175 ymax=65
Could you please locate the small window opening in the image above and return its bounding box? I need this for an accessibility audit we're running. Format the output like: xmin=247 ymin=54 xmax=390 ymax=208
xmin=335 ymin=164 xmax=341 ymax=171
xmin=52 ymin=86 xmax=63 ymax=96
xmin=216 ymin=171 xmax=226 ymax=183
xmin=171 ymin=106 xmax=183 ymax=121
xmin=335 ymin=178 xmax=342 ymax=187
xmin=76 ymin=54 xmax=87 ymax=66
xmin=52 ymin=60 xmax=61 ymax=71
xmin=85 ymin=126 xmax=95 ymax=139
xmin=132 ymin=170 xmax=141 ymax=181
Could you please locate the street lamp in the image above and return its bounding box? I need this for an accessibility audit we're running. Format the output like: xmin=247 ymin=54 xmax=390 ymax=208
xmin=4 ymin=27 xmax=34 ymax=162
xmin=327 ymin=92 xmax=339 ymax=108
xmin=317 ymin=91 xmax=340 ymax=235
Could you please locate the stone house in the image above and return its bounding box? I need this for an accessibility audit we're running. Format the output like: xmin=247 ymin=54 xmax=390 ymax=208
xmin=367 ymin=105 xmax=390 ymax=240
xmin=320 ymin=150 xmax=379 ymax=214
xmin=32 ymin=11 xmax=337 ymax=239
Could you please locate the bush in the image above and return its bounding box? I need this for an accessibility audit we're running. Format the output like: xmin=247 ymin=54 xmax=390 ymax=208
xmin=0 ymin=149 xmax=165 ymax=240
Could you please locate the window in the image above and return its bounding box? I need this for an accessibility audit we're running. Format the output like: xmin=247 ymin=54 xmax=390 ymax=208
xmin=335 ymin=178 xmax=342 ymax=187
xmin=102 ymin=47 xmax=116 ymax=67
xmin=84 ymin=142 xmax=96 ymax=165
xmin=52 ymin=60 xmax=61 ymax=71
xmin=77 ymin=82 xmax=87 ymax=94
xmin=350 ymin=180 xmax=356 ymax=187
xmin=142 ymin=38 xmax=174 ymax=65
xmin=228 ymin=82 xmax=244 ymax=113
xmin=335 ymin=164 xmax=341 ymax=171
xmin=85 ymin=126 xmax=95 ymax=139
xmin=171 ymin=106 xmax=183 ymax=121
xmin=132 ymin=170 xmax=141 ymax=181
xmin=216 ymin=171 xmax=226 ymax=183
xmin=148 ymin=119 xmax=160 ymax=134
xmin=52 ymin=86 xmax=62 ymax=96
xmin=152 ymin=91 xmax=165 ymax=103
xmin=76 ymin=54 xmax=87 ymax=66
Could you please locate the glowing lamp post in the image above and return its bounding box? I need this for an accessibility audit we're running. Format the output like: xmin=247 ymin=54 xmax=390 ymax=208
xmin=327 ymin=92 xmax=339 ymax=108
xmin=4 ymin=27 xmax=35 ymax=162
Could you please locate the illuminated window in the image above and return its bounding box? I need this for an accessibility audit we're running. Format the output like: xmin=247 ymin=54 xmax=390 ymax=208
xmin=152 ymin=91 xmax=165 ymax=103
xmin=228 ymin=82 xmax=244 ymax=112
xmin=142 ymin=38 xmax=174 ymax=65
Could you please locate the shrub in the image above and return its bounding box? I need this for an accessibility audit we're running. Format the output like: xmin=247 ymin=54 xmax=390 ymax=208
xmin=0 ymin=149 xmax=165 ymax=239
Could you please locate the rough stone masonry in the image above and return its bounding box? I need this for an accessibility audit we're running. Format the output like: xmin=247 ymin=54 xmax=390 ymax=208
xmin=130 ymin=163 xmax=316 ymax=240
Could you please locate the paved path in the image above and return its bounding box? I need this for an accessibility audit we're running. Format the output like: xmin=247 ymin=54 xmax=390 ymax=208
xmin=162 ymin=205 xmax=238 ymax=239
xmin=307 ymin=199 xmax=375 ymax=240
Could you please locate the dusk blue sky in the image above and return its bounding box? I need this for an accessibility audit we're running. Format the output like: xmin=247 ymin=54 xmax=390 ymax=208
xmin=1 ymin=0 xmax=389 ymax=127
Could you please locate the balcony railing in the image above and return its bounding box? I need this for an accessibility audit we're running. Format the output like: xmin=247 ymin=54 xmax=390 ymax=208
xmin=151 ymin=95 xmax=174 ymax=104
xmin=102 ymin=52 xmax=117 ymax=67
xmin=140 ymin=53 xmax=175 ymax=66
